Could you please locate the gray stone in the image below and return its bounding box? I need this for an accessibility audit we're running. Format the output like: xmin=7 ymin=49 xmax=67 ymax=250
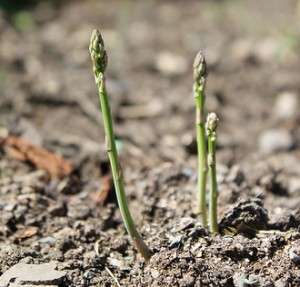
xmin=3 ymin=204 xmax=16 ymax=212
xmin=274 ymin=280 xmax=288 ymax=287
xmin=230 ymin=39 xmax=253 ymax=62
xmin=273 ymin=92 xmax=298 ymax=120
xmin=245 ymin=274 xmax=260 ymax=286
xmin=172 ymin=217 xmax=195 ymax=232
xmin=39 ymin=236 xmax=57 ymax=246
xmin=169 ymin=235 xmax=183 ymax=248
xmin=226 ymin=165 xmax=245 ymax=185
xmin=150 ymin=269 xmax=160 ymax=279
xmin=108 ymin=258 xmax=123 ymax=268
xmin=0 ymin=263 xmax=66 ymax=287
xmin=18 ymin=118 xmax=43 ymax=146
xmin=179 ymin=274 xmax=195 ymax=287
xmin=233 ymin=273 xmax=247 ymax=287
xmin=82 ymin=269 xmax=96 ymax=280
xmin=254 ymin=38 xmax=278 ymax=62
xmin=289 ymin=246 xmax=300 ymax=263
xmin=288 ymin=177 xmax=300 ymax=194
xmin=261 ymin=281 xmax=274 ymax=287
xmin=155 ymin=51 xmax=188 ymax=76
xmin=282 ymin=154 xmax=300 ymax=175
xmin=258 ymin=129 xmax=294 ymax=155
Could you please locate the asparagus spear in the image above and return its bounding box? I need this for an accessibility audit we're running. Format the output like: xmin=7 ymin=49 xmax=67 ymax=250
xmin=206 ymin=112 xmax=219 ymax=234
xmin=89 ymin=29 xmax=152 ymax=261
xmin=193 ymin=51 xmax=209 ymax=226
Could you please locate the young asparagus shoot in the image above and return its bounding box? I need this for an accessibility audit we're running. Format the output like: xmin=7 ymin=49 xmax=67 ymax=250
xmin=206 ymin=112 xmax=219 ymax=234
xmin=193 ymin=51 xmax=209 ymax=226
xmin=89 ymin=29 xmax=152 ymax=261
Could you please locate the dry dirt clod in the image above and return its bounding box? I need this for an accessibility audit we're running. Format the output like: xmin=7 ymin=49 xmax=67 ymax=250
xmin=220 ymin=199 xmax=269 ymax=235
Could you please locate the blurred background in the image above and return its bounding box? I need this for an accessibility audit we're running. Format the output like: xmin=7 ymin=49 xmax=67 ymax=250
xmin=1 ymin=0 xmax=300 ymax=172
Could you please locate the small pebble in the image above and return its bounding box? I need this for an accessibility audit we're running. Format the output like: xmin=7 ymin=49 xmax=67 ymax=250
xmin=246 ymin=274 xmax=260 ymax=286
xmin=274 ymin=280 xmax=287 ymax=287
xmin=230 ymin=39 xmax=253 ymax=62
xmin=108 ymin=258 xmax=122 ymax=268
xmin=258 ymin=129 xmax=294 ymax=155
xmin=155 ymin=51 xmax=188 ymax=76
xmin=288 ymin=177 xmax=300 ymax=194
xmin=233 ymin=273 xmax=247 ymax=287
xmin=150 ymin=269 xmax=160 ymax=279
xmin=226 ymin=165 xmax=244 ymax=185
xmin=273 ymin=92 xmax=298 ymax=120
xmin=282 ymin=154 xmax=300 ymax=175
xmin=83 ymin=269 xmax=96 ymax=280
xmin=0 ymin=127 xmax=9 ymax=138
xmin=261 ymin=280 xmax=274 ymax=287
xmin=289 ymin=247 xmax=300 ymax=263
xmin=4 ymin=204 xmax=16 ymax=212
xmin=172 ymin=217 xmax=195 ymax=233
xmin=222 ymin=235 xmax=234 ymax=244
xmin=169 ymin=235 xmax=183 ymax=248
xmin=39 ymin=236 xmax=57 ymax=246
xmin=179 ymin=274 xmax=195 ymax=287
xmin=181 ymin=167 xmax=195 ymax=178
xmin=254 ymin=38 xmax=278 ymax=62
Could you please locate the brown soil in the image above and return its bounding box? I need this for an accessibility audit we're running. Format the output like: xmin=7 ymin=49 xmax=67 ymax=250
xmin=0 ymin=0 xmax=300 ymax=286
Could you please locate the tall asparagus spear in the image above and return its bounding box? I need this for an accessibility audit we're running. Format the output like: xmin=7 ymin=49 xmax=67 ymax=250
xmin=193 ymin=51 xmax=209 ymax=226
xmin=89 ymin=29 xmax=152 ymax=261
xmin=206 ymin=112 xmax=219 ymax=234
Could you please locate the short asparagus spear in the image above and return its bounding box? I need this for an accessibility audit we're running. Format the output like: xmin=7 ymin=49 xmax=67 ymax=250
xmin=206 ymin=112 xmax=219 ymax=234
xmin=89 ymin=29 xmax=152 ymax=261
xmin=193 ymin=51 xmax=209 ymax=226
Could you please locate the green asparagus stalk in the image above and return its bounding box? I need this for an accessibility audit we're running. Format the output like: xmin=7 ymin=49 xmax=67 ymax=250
xmin=206 ymin=112 xmax=219 ymax=234
xmin=89 ymin=29 xmax=152 ymax=261
xmin=193 ymin=51 xmax=209 ymax=226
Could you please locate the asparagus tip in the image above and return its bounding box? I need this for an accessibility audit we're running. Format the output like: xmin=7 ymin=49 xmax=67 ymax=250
xmin=193 ymin=50 xmax=208 ymax=83
xmin=89 ymin=29 xmax=108 ymax=75
xmin=206 ymin=112 xmax=219 ymax=138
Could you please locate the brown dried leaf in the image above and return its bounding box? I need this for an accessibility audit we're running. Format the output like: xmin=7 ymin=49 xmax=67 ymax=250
xmin=2 ymin=135 xmax=73 ymax=180
xmin=15 ymin=226 xmax=38 ymax=239
xmin=97 ymin=174 xmax=115 ymax=205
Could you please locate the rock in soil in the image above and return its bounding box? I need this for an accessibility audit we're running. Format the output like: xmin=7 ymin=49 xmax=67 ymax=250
xmin=0 ymin=263 xmax=66 ymax=287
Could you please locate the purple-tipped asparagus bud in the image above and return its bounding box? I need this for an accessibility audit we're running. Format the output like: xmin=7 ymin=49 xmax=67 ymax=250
xmin=206 ymin=112 xmax=219 ymax=140
xmin=193 ymin=51 xmax=208 ymax=84
xmin=89 ymin=29 xmax=108 ymax=74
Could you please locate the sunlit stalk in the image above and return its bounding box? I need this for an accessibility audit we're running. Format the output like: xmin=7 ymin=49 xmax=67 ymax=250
xmin=206 ymin=112 xmax=219 ymax=234
xmin=89 ymin=29 xmax=151 ymax=261
xmin=193 ymin=51 xmax=208 ymax=226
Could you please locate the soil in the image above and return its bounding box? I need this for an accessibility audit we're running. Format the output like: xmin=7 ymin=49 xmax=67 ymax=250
xmin=0 ymin=0 xmax=300 ymax=286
